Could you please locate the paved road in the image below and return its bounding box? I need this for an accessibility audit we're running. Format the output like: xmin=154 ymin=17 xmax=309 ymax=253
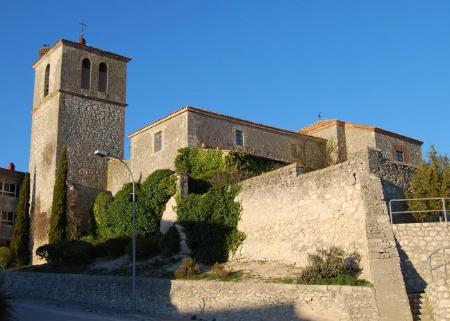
xmin=12 ymin=299 xmax=185 ymax=321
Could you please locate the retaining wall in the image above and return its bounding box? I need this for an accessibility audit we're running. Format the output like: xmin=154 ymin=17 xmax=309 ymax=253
xmin=426 ymin=277 xmax=450 ymax=321
xmin=392 ymin=222 xmax=450 ymax=293
xmin=3 ymin=272 xmax=380 ymax=321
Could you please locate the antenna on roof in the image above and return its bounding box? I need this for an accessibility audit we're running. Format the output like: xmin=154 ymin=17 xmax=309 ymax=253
xmin=318 ymin=112 xmax=322 ymax=120
xmin=78 ymin=22 xmax=87 ymax=45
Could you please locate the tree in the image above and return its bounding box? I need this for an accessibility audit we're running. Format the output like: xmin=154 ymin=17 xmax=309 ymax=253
xmin=9 ymin=173 xmax=31 ymax=266
xmin=48 ymin=147 xmax=68 ymax=243
xmin=406 ymin=147 xmax=450 ymax=221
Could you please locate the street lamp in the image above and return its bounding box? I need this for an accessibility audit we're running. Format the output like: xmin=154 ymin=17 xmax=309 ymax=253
xmin=94 ymin=150 xmax=137 ymax=312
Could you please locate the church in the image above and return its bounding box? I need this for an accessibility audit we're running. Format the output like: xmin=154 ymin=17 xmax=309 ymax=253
xmin=28 ymin=36 xmax=422 ymax=256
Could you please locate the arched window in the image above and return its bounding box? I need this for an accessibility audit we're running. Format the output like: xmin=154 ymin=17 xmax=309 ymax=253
xmin=98 ymin=63 xmax=107 ymax=92
xmin=44 ymin=64 xmax=50 ymax=97
xmin=81 ymin=58 xmax=91 ymax=89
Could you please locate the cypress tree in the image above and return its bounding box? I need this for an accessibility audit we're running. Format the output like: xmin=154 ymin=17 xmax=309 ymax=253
xmin=48 ymin=147 xmax=68 ymax=243
xmin=10 ymin=173 xmax=31 ymax=266
xmin=407 ymin=147 xmax=450 ymax=221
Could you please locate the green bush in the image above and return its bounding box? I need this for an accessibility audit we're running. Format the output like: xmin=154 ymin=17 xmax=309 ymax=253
xmin=36 ymin=240 xmax=94 ymax=266
xmin=175 ymin=148 xmax=225 ymax=179
xmin=49 ymin=147 xmax=68 ymax=243
xmin=125 ymin=236 xmax=160 ymax=260
xmin=174 ymin=257 xmax=201 ymax=279
xmin=10 ymin=173 xmax=31 ymax=266
xmin=159 ymin=225 xmax=180 ymax=256
xmin=224 ymin=150 xmax=281 ymax=175
xmin=0 ymin=248 xmax=12 ymax=270
xmin=176 ymin=185 xmax=245 ymax=264
xmin=406 ymin=147 xmax=450 ymax=222
xmin=315 ymin=274 xmax=372 ymax=286
xmin=95 ymin=170 xmax=176 ymax=240
xmin=95 ymin=237 xmax=130 ymax=258
xmin=297 ymin=247 xmax=363 ymax=285
xmin=92 ymin=191 xmax=114 ymax=239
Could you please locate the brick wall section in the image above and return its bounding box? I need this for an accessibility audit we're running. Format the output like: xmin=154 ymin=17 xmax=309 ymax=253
xmin=3 ymin=272 xmax=380 ymax=321
xmin=392 ymin=223 xmax=450 ymax=293
xmin=426 ymin=278 xmax=450 ymax=321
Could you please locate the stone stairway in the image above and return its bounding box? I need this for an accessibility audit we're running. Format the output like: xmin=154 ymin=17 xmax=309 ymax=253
xmin=408 ymin=292 xmax=434 ymax=321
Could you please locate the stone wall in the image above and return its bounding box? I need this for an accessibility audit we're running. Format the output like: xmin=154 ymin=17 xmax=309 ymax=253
xmin=426 ymin=277 xmax=450 ymax=321
xmin=189 ymin=109 xmax=327 ymax=170
xmin=128 ymin=111 xmax=188 ymax=184
xmin=392 ymin=223 xmax=450 ymax=293
xmin=3 ymin=272 xmax=380 ymax=321
xmin=375 ymin=132 xmax=422 ymax=166
xmin=234 ymin=161 xmax=372 ymax=278
xmin=233 ymin=149 xmax=413 ymax=321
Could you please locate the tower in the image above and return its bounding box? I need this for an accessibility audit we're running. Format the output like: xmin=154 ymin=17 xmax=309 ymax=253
xmin=28 ymin=38 xmax=131 ymax=258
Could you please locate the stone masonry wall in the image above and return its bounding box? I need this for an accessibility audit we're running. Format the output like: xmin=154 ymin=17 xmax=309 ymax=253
xmin=234 ymin=161 xmax=372 ymax=279
xmin=392 ymin=223 xmax=450 ymax=293
xmin=3 ymin=272 xmax=380 ymax=321
xmin=234 ymin=149 xmax=413 ymax=321
xmin=189 ymin=109 xmax=327 ymax=170
xmin=426 ymin=277 xmax=450 ymax=321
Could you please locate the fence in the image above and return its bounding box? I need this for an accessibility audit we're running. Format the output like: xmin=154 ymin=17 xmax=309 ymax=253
xmin=388 ymin=197 xmax=449 ymax=224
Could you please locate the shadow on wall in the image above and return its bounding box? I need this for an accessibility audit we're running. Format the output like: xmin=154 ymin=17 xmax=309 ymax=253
xmin=395 ymin=240 xmax=427 ymax=293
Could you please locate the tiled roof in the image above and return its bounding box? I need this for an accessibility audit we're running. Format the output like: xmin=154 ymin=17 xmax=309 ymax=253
xmin=299 ymin=119 xmax=423 ymax=145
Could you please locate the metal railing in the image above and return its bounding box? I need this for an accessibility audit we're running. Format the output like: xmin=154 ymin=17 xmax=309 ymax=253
xmin=388 ymin=197 xmax=449 ymax=224
xmin=428 ymin=245 xmax=449 ymax=280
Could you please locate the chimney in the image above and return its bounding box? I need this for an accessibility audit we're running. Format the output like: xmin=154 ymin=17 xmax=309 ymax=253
xmin=7 ymin=163 xmax=15 ymax=171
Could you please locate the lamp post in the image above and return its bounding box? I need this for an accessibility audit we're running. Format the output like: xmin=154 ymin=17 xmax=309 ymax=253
xmin=94 ymin=150 xmax=136 ymax=312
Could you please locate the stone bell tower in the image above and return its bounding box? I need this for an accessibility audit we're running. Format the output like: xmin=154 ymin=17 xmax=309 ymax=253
xmin=28 ymin=36 xmax=131 ymax=258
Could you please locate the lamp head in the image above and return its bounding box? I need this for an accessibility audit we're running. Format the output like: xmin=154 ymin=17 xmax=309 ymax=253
xmin=94 ymin=150 xmax=109 ymax=158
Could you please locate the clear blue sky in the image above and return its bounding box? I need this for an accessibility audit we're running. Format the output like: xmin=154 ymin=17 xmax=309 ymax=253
xmin=1 ymin=0 xmax=449 ymax=171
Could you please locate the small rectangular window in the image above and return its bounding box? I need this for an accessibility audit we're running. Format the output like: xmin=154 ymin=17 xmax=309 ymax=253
xmin=154 ymin=131 xmax=162 ymax=152
xmin=0 ymin=182 xmax=15 ymax=196
xmin=1 ymin=211 xmax=14 ymax=225
xmin=235 ymin=130 xmax=244 ymax=146
xmin=396 ymin=150 xmax=404 ymax=162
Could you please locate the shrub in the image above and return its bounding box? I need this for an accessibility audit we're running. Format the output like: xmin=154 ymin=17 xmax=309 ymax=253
xmin=92 ymin=191 xmax=114 ymax=239
xmin=49 ymin=147 xmax=68 ymax=243
xmin=0 ymin=287 xmax=14 ymax=321
xmin=95 ymin=237 xmax=130 ymax=258
xmin=10 ymin=173 xmax=30 ymax=266
xmin=0 ymin=248 xmax=12 ymax=270
xmin=174 ymin=257 xmax=201 ymax=279
xmin=406 ymin=147 xmax=450 ymax=222
xmin=125 ymin=236 xmax=160 ymax=260
xmin=176 ymin=185 xmax=245 ymax=264
xmin=175 ymin=148 xmax=225 ymax=179
xmin=36 ymin=240 xmax=94 ymax=266
xmin=211 ymin=263 xmax=230 ymax=280
xmin=315 ymin=274 xmax=372 ymax=286
xmin=98 ymin=170 xmax=177 ymax=240
xmin=297 ymin=247 xmax=362 ymax=285
xmin=159 ymin=225 xmax=180 ymax=256
xmin=224 ymin=150 xmax=281 ymax=175
xmin=140 ymin=169 xmax=176 ymax=219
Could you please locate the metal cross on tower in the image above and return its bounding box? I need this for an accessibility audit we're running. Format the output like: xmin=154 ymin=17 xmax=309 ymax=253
xmin=80 ymin=22 xmax=86 ymax=38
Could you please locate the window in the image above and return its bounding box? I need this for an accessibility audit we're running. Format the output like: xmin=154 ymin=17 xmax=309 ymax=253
xmin=44 ymin=64 xmax=50 ymax=96
xmin=396 ymin=150 xmax=405 ymax=162
xmin=235 ymin=130 xmax=244 ymax=146
xmin=0 ymin=182 xmax=16 ymax=197
xmin=81 ymin=58 xmax=91 ymax=89
xmin=98 ymin=63 xmax=107 ymax=92
xmin=154 ymin=131 xmax=162 ymax=152
xmin=1 ymin=211 xmax=14 ymax=225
